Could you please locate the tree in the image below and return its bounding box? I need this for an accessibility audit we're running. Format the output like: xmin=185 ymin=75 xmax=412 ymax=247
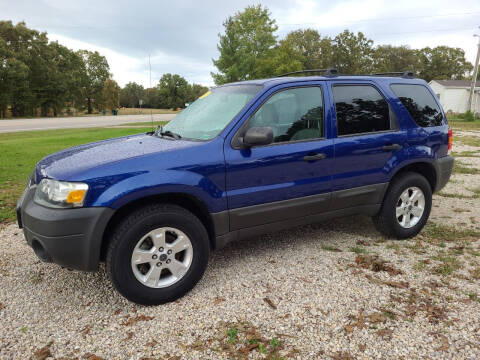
xmin=0 ymin=23 xmax=29 ymax=117
xmin=119 ymin=82 xmax=145 ymax=108
xmin=187 ymin=83 xmax=209 ymax=103
xmin=417 ymin=46 xmax=472 ymax=82
xmin=100 ymin=79 xmax=120 ymax=110
xmin=158 ymin=73 xmax=190 ymax=109
xmin=281 ymin=29 xmax=334 ymax=70
xmin=332 ymin=30 xmax=374 ymax=74
xmin=212 ymin=5 xmax=278 ymax=84
xmin=373 ymin=45 xmax=419 ymax=73
xmin=77 ymin=50 xmax=110 ymax=113
xmin=266 ymin=40 xmax=303 ymax=76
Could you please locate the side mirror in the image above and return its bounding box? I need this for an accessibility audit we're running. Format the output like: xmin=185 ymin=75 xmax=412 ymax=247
xmin=242 ymin=127 xmax=274 ymax=147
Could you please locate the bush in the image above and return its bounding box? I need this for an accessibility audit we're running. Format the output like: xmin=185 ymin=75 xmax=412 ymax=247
xmin=464 ymin=111 xmax=475 ymax=122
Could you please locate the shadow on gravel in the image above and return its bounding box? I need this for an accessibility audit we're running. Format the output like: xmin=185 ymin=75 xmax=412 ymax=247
xmin=214 ymin=214 xmax=379 ymax=256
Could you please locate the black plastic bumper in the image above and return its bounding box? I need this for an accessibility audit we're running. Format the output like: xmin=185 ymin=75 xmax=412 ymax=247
xmin=17 ymin=186 xmax=114 ymax=271
xmin=433 ymin=155 xmax=454 ymax=193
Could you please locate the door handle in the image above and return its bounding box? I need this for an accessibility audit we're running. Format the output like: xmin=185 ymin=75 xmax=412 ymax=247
xmin=382 ymin=144 xmax=402 ymax=151
xmin=303 ymin=153 xmax=326 ymax=161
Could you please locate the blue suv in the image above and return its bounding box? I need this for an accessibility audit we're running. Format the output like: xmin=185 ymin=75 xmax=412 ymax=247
xmin=17 ymin=70 xmax=454 ymax=305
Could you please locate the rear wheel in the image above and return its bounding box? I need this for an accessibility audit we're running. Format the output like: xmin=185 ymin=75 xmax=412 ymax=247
xmin=373 ymin=172 xmax=432 ymax=239
xmin=106 ymin=204 xmax=209 ymax=305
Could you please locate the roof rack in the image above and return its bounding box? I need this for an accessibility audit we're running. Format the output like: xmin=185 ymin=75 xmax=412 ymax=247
xmin=278 ymin=68 xmax=339 ymax=77
xmin=373 ymin=71 xmax=415 ymax=78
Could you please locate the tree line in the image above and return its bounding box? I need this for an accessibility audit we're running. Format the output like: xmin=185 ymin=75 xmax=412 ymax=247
xmin=2 ymin=9 xmax=477 ymax=118
xmin=0 ymin=21 xmax=207 ymax=118
xmin=119 ymin=75 xmax=208 ymax=110
xmin=212 ymin=5 xmax=475 ymax=85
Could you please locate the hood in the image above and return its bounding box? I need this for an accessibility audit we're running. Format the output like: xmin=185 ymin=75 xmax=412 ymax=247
xmin=36 ymin=133 xmax=197 ymax=181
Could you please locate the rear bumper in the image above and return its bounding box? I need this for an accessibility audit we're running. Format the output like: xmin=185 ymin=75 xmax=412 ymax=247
xmin=17 ymin=185 xmax=114 ymax=271
xmin=433 ymin=155 xmax=454 ymax=193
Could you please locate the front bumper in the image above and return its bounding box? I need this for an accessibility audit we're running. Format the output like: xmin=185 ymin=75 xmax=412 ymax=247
xmin=17 ymin=185 xmax=114 ymax=271
xmin=433 ymin=155 xmax=454 ymax=193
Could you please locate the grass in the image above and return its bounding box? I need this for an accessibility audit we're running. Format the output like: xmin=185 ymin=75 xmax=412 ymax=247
xmin=117 ymin=108 xmax=179 ymax=116
xmin=453 ymin=135 xmax=480 ymax=148
xmin=350 ymin=246 xmax=366 ymax=254
xmin=452 ymin=151 xmax=480 ymax=158
xmin=452 ymin=161 xmax=479 ymax=175
xmin=419 ymin=223 xmax=480 ymax=245
xmin=321 ymin=245 xmax=342 ymax=252
xmin=437 ymin=192 xmax=479 ymax=200
xmin=0 ymin=108 xmax=179 ymax=120
xmin=448 ymin=118 xmax=480 ymax=131
xmin=0 ymin=126 xmax=152 ymax=223
xmin=119 ymin=120 xmax=169 ymax=127
xmin=431 ymin=251 xmax=462 ymax=276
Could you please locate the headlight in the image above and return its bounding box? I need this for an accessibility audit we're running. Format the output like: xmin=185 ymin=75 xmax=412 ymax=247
xmin=34 ymin=179 xmax=89 ymax=208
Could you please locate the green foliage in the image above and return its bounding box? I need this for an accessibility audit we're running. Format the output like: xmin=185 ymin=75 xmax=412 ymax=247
xmin=373 ymin=45 xmax=419 ymax=73
xmin=418 ymin=46 xmax=472 ymax=82
xmin=332 ymin=30 xmax=374 ymax=74
xmin=158 ymin=73 xmax=190 ymax=110
xmin=282 ymin=29 xmax=333 ymax=70
xmin=463 ymin=110 xmax=475 ymax=122
xmin=212 ymin=6 xmax=475 ymax=83
xmin=0 ymin=21 xmax=110 ymax=117
xmin=77 ymin=50 xmax=110 ymax=113
xmin=212 ymin=5 xmax=278 ymax=84
xmin=119 ymin=82 xmax=145 ymax=108
xmin=226 ymin=327 xmax=238 ymax=344
xmin=100 ymin=79 xmax=120 ymax=110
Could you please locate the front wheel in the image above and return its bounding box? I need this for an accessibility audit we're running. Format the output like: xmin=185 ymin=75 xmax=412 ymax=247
xmin=373 ymin=172 xmax=432 ymax=239
xmin=106 ymin=204 xmax=210 ymax=305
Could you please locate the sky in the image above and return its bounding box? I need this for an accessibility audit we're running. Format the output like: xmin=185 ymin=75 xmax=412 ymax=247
xmin=2 ymin=0 xmax=480 ymax=87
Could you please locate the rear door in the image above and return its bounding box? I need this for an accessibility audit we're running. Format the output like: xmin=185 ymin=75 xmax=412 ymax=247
xmin=328 ymin=81 xmax=407 ymax=210
xmin=224 ymin=83 xmax=334 ymax=230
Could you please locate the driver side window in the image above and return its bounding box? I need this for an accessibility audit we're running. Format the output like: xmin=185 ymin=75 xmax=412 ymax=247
xmin=248 ymin=87 xmax=324 ymax=143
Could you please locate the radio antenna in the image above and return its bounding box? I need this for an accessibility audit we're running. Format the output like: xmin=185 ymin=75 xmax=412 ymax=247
xmin=149 ymin=54 xmax=154 ymax=132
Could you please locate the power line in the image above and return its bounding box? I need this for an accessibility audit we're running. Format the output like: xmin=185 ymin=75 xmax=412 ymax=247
xmin=365 ymin=26 xmax=478 ymax=38
xmin=276 ymin=10 xmax=480 ymax=27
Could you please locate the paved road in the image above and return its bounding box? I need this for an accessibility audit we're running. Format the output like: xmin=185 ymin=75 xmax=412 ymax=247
xmin=0 ymin=114 xmax=176 ymax=133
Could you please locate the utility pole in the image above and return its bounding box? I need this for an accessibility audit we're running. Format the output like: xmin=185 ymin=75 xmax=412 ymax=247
xmin=467 ymin=31 xmax=480 ymax=113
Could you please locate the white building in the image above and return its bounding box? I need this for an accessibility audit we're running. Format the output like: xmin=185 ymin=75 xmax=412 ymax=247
xmin=429 ymin=80 xmax=480 ymax=114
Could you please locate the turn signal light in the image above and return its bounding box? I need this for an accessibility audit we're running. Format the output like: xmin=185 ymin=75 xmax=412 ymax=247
xmin=66 ymin=189 xmax=87 ymax=204
xmin=447 ymin=128 xmax=453 ymax=154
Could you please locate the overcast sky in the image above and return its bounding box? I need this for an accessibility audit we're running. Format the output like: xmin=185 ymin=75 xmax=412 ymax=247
xmin=2 ymin=0 xmax=480 ymax=87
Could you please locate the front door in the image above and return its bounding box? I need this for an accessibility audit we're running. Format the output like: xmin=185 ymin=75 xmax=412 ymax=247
xmin=224 ymin=84 xmax=334 ymax=231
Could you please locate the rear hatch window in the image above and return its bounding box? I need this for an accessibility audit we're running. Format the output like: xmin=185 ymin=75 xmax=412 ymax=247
xmin=390 ymin=84 xmax=443 ymax=127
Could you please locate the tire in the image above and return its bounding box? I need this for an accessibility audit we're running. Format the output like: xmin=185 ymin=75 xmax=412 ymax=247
xmin=106 ymin=204 xmax=209 ymax=305
xmin=372 ymin=172 xmax=432 ymax=239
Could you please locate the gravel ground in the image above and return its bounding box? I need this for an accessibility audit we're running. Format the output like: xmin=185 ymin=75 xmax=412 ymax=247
xmin=1 ymin=132 xmax=479 ymax=360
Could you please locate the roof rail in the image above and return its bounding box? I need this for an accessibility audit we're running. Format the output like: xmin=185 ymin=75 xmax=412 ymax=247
xmin=373 ymin=71 xmax=415 ymax=78
xmin=278 ymin=68 xmax=339 ymax=77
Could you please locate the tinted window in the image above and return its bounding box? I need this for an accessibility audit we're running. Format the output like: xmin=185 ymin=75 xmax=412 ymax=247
xmin=249 ymin=87 xmax=323 ymax=143
xmin=333 ymin=85 xmax=391 ymax=136
xmin=391 ymin=84 xmax=443 ymax=127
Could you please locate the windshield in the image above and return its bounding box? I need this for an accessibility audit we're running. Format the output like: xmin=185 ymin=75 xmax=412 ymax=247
xmin=162 ymin=84 xmax=262 ymax=140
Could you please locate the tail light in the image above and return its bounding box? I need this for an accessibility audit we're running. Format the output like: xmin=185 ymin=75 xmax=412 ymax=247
xmin=447 ymin=128 xmax=453 ymax=154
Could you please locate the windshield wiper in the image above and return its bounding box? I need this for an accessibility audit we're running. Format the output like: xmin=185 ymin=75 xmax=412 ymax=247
xmin=154 ymin=126 xmax=182 ymax=140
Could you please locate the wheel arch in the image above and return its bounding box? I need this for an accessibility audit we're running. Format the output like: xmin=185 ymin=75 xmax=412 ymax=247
xmin=377 ymin=161 xmax=437 ymax=209
xmin=389 ymin=161 xmax=437 ymax=192
xmin=100 ymin=193 xmax=217 ymax=261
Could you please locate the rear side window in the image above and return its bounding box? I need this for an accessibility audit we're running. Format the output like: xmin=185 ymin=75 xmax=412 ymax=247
xmin=390 ymin=84 xmax=443 ymax=127
xmin=332 ymin=85 xmax=391 ymax=136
